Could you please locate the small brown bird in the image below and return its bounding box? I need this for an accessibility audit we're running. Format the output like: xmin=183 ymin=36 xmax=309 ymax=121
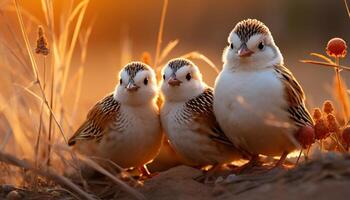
xmin=160 ymin=58 xmax=242 ymax=170
xmin=214 ymin=19 xmax=314 ymax=168
xmin=68 ymin=62 xmax=163 ymax=174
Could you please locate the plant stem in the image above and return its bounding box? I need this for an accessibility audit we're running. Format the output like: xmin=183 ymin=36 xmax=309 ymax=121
xmin=35 ymin=57 xmax=47 ymax=169
xmin=295 ymin=149 xmax=303 ymax=165
xmin=47 ymin=58 xmax=55 ymax=167
xmin=334 ymin=57 xmax=349 ymax=122
xmin=43 ymin=57 xmax=46 ymax=89
xmin=0 ymin=151 xmax=96 ymax=200
xmin=154 ymin=0 xmax=168 ymax=79
xmin=14 ymin=0 xmax=67 ymax=144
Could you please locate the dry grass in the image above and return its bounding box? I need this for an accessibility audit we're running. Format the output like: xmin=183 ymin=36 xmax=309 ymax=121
xmin=0 ymin=0 xmax=219 ymax=199
xmin=0 ymin=0 xmax=349 ymax=199
xmin=0 ymin=0 xmax=145 ymax=199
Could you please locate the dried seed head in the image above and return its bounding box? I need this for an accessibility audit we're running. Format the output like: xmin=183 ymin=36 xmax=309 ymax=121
xmin=313 ymin=108 xmax=322 ymax=121
xmin=314 ymin=119 xmax=330 ymax=140
xmin=342 ymin=126 xmax=350 ymax=146
xmin=35 ymin=26 xmax=49 ymax=56
xmin=327 ymin=114 xmax=340 ymax=133
xmin=322 ymin=100 xmax=334 ymax=114
xmin=295 ymin=126 xmax=315 ymax=148
xmin=326 ymin=37 xmax=347 ymax=58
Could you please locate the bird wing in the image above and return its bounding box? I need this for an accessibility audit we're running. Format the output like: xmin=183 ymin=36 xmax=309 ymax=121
xmin=68 ymin=93 xmax=120 ymax=146
xmin=274 ymin=65 xmax=314 ymax=127
xmin=185 ymin=88 xmax=235 ymax=147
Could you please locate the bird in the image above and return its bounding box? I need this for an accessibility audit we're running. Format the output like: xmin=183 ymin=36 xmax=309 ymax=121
xmin=213 ymin=19 xmax=314 ymax=168
xmin=160 ymin=58 xmax=242 ymax=172
xmin=68 ymin=62 xmax=163 ymax=176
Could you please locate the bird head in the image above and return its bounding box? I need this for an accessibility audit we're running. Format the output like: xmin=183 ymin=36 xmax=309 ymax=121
xmin=161 ymin=58 xmax=205 ymax=102
xmin=223 ymin=19 xmax=283 ymax=70
xmin=115 ymin=62 xmax=158 ymax=106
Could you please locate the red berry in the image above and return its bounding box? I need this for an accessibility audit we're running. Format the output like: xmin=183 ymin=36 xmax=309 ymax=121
xmin=314 ymin=119 xmax=330 ymax=140
xmin=342 ymin=126 xmax=350 ymax=145
xmin=312 ymin=108 xmax=322 ymax=121
xmin=322 ymin=101 xmax=334 ymax=114
xmin=327 ymin=114 xmax=339 ymax=133
xmin=296 ymin=126 xmax=315 ymax=148
xmin=326 ymin=38 xmax=347 ymax=58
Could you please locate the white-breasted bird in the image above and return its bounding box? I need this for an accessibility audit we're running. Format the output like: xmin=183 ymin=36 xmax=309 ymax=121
xmin=214 ymin=19 xmax=313 ymax=167
xmin=68 ymin=62 xmax=163 ymax=174
xmin=160 ymin=58 xmax=242 ymax=169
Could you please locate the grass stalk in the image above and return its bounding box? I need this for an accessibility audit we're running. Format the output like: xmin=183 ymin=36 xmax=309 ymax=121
xmin=0 ymin=152 xmax=95 ymax=200
xmin=344 ymin=0 xmax=350 ymax=19
xmin=77 ymin=155 xmax=146 ymax=200
xmin=154 ymin=0 xmax=168 ymax=72
xmin=14 ymin=0 xmax=68 ymax=153
xmin=334 ymin=57 xmax=349 ymax=122
xmin=60 ymin=0 xmax=89 ymax=96
xmin=300 ymin=60 xmax=350 ymax=71
xmin=71 ymin=27 xmax=92 ymax=123
xmin=34 ymin=101 xmax=44 ymax=164
xmin=181 ymin=51 xmax=220 ymax=74
xmin=47 ymin=55 xmax=55 ymax=167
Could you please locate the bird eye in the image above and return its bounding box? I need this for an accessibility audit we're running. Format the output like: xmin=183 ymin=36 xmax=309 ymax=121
xmin=144 ymin=77 xmax=148 ymax=85
xmin=186 ymin=73 xmax=192 ymax=81
xmin=230 ymin=43 xmax=234 ymax=49
xmin=119 ymin=78 xmax=122 ymax=85
xmin=258 ymin=42 xmax=264 ymax=50
xmin=163 ymin=74 xmax=166 ymax=80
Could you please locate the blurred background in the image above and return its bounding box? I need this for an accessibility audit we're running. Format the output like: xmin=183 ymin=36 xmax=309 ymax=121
xmin=2 ymin=0 xmax=350 ymax=126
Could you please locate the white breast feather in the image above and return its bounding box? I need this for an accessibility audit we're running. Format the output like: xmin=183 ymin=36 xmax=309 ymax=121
xmin=214 ymin=68 xmax=296 ymax=156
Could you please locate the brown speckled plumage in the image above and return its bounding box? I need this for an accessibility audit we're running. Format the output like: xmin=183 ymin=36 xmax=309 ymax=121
xmin=233 ymin=19 xmax=270 ymax=43
xmin=274 ymin=65 xmax=314 ymax=128
xmin=167 ymin=58 xmax=194 ymax=72
xmin=124 ymin=62 xmax=149 ymax=79
xmin=176 ymin=88 xmax=234 ymax=146
xmin=68 ymin=93 xmax=120 ymax=145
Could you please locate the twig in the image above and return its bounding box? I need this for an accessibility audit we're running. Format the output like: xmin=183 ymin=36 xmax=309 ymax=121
xmin=295 ymin=149 xmax=303 ymax=165
xmin=330 ymin=134 xmax=347 ymax=152
xmin=89 ymin=156 xmax=139 ymax=186
xmin=300 ymin=60 xmax=350 ymax=71
xmin=344 ymin=0 xmax=350 ymax=20
xmin=52 ymin=144 xmax=145 ymax=200
xmin=0 ymin=152 xmax=95 ymax=200
xmin=77 ymin=155 xmax=146 ymax=200
xmin=47 ymin=188 xmax=81 ymax=200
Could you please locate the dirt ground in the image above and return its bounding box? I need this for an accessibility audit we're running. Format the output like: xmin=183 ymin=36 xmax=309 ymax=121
xmin=1 ymin=153 xmax=350 ymax=200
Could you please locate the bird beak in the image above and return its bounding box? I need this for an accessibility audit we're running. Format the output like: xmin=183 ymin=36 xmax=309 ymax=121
xmin=168 ymin=76 xmax=182 ymax=87
xmin=238 ymin=44 xmax=254 ymax=57
xmin=126 ymin=82 xmax=139 ymax=92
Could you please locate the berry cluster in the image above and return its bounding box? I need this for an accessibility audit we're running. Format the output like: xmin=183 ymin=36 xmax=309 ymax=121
xmin=312 ymin=100 xmax=350 ymax=151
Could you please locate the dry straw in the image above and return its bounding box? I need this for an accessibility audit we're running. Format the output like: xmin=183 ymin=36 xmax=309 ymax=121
xmin=0 ymin=0 xmax=146 ymax=199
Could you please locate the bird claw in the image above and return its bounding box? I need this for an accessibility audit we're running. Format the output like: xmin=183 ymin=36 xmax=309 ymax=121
xmin=138 ymin=165 xmax=158 ymax=180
